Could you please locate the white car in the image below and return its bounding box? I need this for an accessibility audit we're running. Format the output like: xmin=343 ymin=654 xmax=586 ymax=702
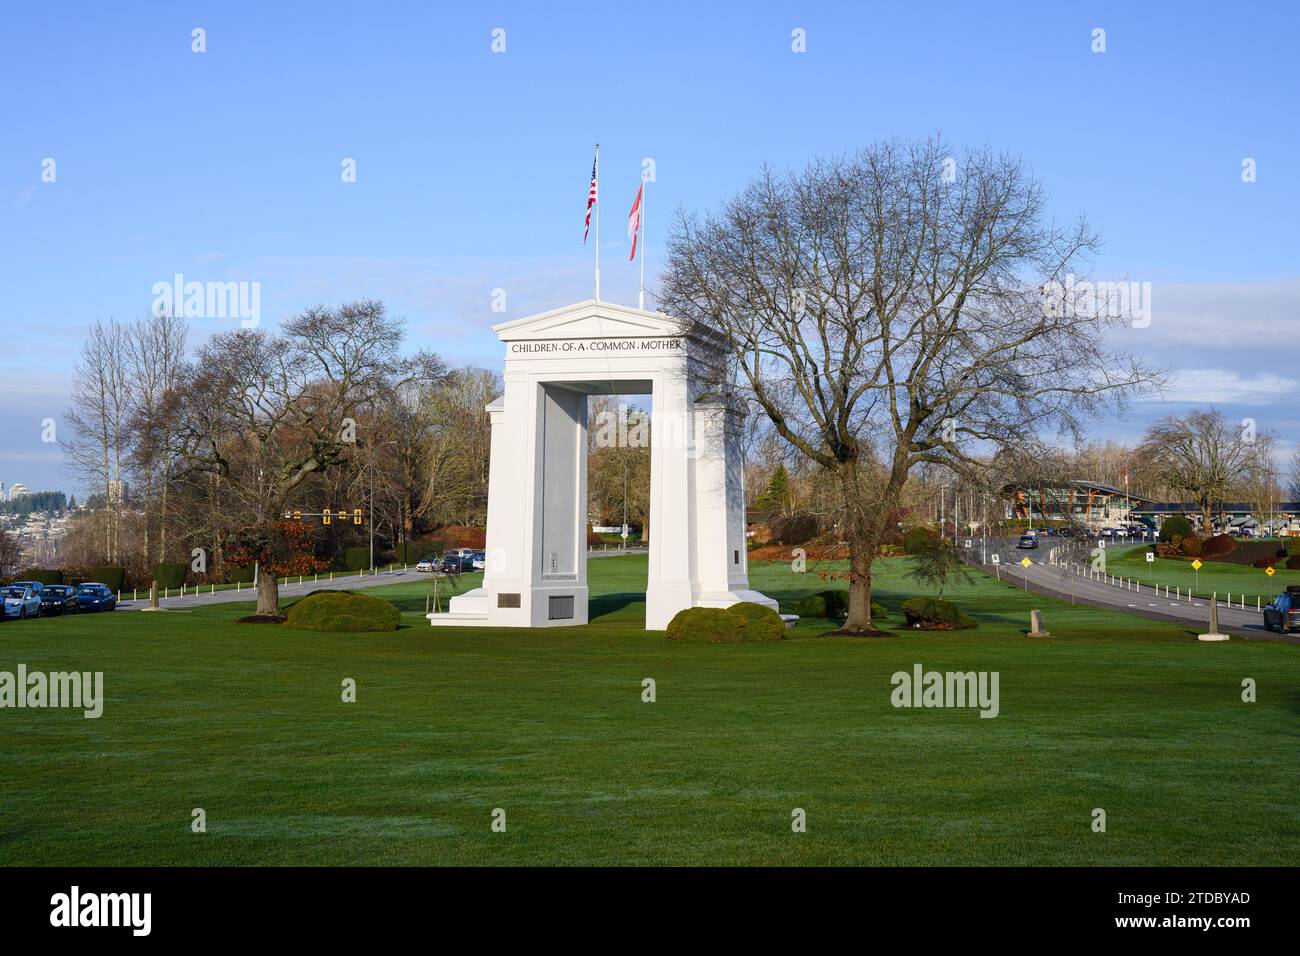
xmin=415 ymin=556 xmax=438 ymax=572
xmin=3 ymin=586 xmax=42 ymax=619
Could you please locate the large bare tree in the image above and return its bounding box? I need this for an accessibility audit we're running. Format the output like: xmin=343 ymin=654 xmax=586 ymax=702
xmin=63 ymin=319 xmax=131 ymax=562
xmin=662 ymin=138 xmax=1157 ymax=632
xmin=170 ymin=300 xmax=443 ymax=614
xmin=417 ymin=368 xmax=497 ymax=527
xmin=125 ymin=309 xmax=189 ymax=564
xmin=1138 ymin=409 xmax=1268 ymax=531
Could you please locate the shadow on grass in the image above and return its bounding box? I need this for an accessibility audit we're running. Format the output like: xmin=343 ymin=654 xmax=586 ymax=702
xmin=589 ymin=591 xmax=645 ymax=622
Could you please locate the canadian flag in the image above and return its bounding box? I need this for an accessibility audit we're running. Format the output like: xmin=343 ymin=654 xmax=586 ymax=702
xmin=627 ymin=182 xmax=643 ymax=262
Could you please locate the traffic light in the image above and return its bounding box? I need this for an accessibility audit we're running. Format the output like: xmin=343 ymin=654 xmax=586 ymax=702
xmin=292 ymin=510 xmax=302 ymax=522
xmin=353 ymin=509 xmax=362 ymax=525
xmin=323 ymin=507 xmax=332 ymax=525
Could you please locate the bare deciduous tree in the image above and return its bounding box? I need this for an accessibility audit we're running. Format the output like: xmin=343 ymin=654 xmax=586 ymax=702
xmin=126 ymin=309 xmax=189 ymax=564
xmin=170 ymin=300 xmax=442 ymax=614
xmin=1138 ymin=409 xmax=1262 ymax=532
xmin=417 ymin=369 xmax=497 ymax=527
xmin=63 ymin=319 xmax=131 ymax=562
xmin=662 ymin=138 xmax=1158 ymax=632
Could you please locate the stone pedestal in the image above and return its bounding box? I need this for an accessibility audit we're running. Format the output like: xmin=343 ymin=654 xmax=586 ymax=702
xmin=1028 ymin=608 xmax=1050 ymax=638
xmin=1197 ymin=594 xmax=1230 ymax=642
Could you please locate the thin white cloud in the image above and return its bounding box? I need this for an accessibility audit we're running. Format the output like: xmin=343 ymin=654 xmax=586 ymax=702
xmin=1149 ymin=369 xmax=1299 ymax=405
xmin=1123 ymin=279 xmax=1300 ymax=346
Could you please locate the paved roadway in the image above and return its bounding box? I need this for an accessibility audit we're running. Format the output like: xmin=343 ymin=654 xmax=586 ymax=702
xmin=111 ymin=547 xmax=652 ymax=612
xmin=971 ymin=536 xmax=1297 ymax=644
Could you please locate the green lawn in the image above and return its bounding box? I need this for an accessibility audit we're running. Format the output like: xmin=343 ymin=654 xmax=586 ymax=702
xmin=1104 ymin=543 xmax=1300 ymax=603
xmin=1 ymin=554 xmax=1296 ymax=866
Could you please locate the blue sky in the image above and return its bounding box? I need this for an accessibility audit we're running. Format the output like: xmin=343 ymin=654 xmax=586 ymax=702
xmin=2 ymin=1 xmax=1298 ymax=496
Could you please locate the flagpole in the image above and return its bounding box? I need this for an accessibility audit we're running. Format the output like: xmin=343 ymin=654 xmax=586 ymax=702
xmin=638 ymin=174 xmax=646 ymax=310
xmin=594 ymin=143 xmax=601 ymax=302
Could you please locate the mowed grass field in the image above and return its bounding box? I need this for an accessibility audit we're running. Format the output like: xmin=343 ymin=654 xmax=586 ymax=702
xmin=1 ymin=554 xmax=1297 ymax=866
xmin=1104 ymin=542 xmax=1300 ymax=603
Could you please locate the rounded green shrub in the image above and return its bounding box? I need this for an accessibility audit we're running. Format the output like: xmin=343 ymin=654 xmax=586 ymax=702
xmin=796 ymin=589 xmax=847 ymax=619
xmin=903 ymin=526 xmax=939 ymax=555
xmin=1158 ymin=514 xmax=1194 ymax=542
xmin=283 ymin=589 xmax=401 ymax=632
xmin=900 ymin=596 xmax=977 ymax=630
xmin=666 ymin=602 xmax=786 ymax=643
xmin=794 ymin=591 xmax=890 ymax=622
xmin=726 ymin=602 xmax=787 ymax=642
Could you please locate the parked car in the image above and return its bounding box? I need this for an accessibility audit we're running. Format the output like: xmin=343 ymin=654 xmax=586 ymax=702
xmin=471 ymin=550 xmax=486 ymax=571
xmin=10 ymin=580 xmax=46 ymax=595
xmin=75 ymin=583 xmax=117 ymax=612
xmin=2 ymin=586 xmax=42 ymax=619
xmin=1016 ymin=535 xmax=1038 ymax=550
xmin=38 ymin=585 xmax=81 ymax=615
xmin=1262 ymin=588 xmax=1300 ymax=634
xmin=415 ymin=556 xmax=439 ymax=573
xmin=438 ymin=554 xmax=467 ymax=574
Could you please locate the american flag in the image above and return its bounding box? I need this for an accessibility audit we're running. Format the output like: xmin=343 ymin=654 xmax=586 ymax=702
xmin=583 ymin=154 xmax=598 ymax=243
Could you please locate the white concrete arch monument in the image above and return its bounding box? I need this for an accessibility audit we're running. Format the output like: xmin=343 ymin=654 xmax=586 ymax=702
xmin=427 ymin=299 xmax=778 ymax=630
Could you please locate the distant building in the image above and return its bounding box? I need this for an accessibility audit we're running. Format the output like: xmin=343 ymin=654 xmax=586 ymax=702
xmin=1001 ymin=480 xmax=1146 ymax=528
xmin=8 ymin=482 xmax=29 ymax=502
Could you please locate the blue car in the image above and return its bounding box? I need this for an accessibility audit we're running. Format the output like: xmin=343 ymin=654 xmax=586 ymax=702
xmin=10 ymin=580 xmax=45 ymax=595
xmin=39 ymin=585 xmax=81 ymax=615
xmin=75 ymin=583 xmax=117 ymax=612
xmin=2 ymin=585 xmax=42 ymax=619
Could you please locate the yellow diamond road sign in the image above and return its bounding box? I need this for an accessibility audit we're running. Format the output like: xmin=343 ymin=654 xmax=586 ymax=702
xmin=1020 ymin=557 xmax=1032 ymax=568
xmin=1191 ymin=559 xmax=1203 ymax=570
xmin=1266 ymin=566 xmax=1276 ymax=577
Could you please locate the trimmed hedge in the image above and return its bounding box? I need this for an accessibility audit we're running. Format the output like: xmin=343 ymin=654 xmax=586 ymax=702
xmin=89 ymin=566 xmax=126 ymax=592
xmin=900 ymin=597 xmax=977 ymax=631
xmin=20 ymin=568 xmax=63 ymax=585
xmin=153 ymin=562 xmax=188 ymax=589
xmin=283 ymin=590 xmax=402 ymax=632
xmin=666 ymin=602 xmax=786 ymax=643
xmin=227 ymin=563 xmax=256 ymax=584
xmin=343 ymin=547 xmax=371 ymax=572
xmin=392 ymin=541 xmax=431 ymax=565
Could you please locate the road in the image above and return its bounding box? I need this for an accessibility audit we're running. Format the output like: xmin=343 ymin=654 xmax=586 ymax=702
xmin=970 ymin=536 xmax=1298 ymax=644
xmin=111 ymin=547 xmax=652 ymax=612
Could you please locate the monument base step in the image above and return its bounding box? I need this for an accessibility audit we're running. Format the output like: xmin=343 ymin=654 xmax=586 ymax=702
xmin=427 ymin=610 xmax=493 ymax=627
